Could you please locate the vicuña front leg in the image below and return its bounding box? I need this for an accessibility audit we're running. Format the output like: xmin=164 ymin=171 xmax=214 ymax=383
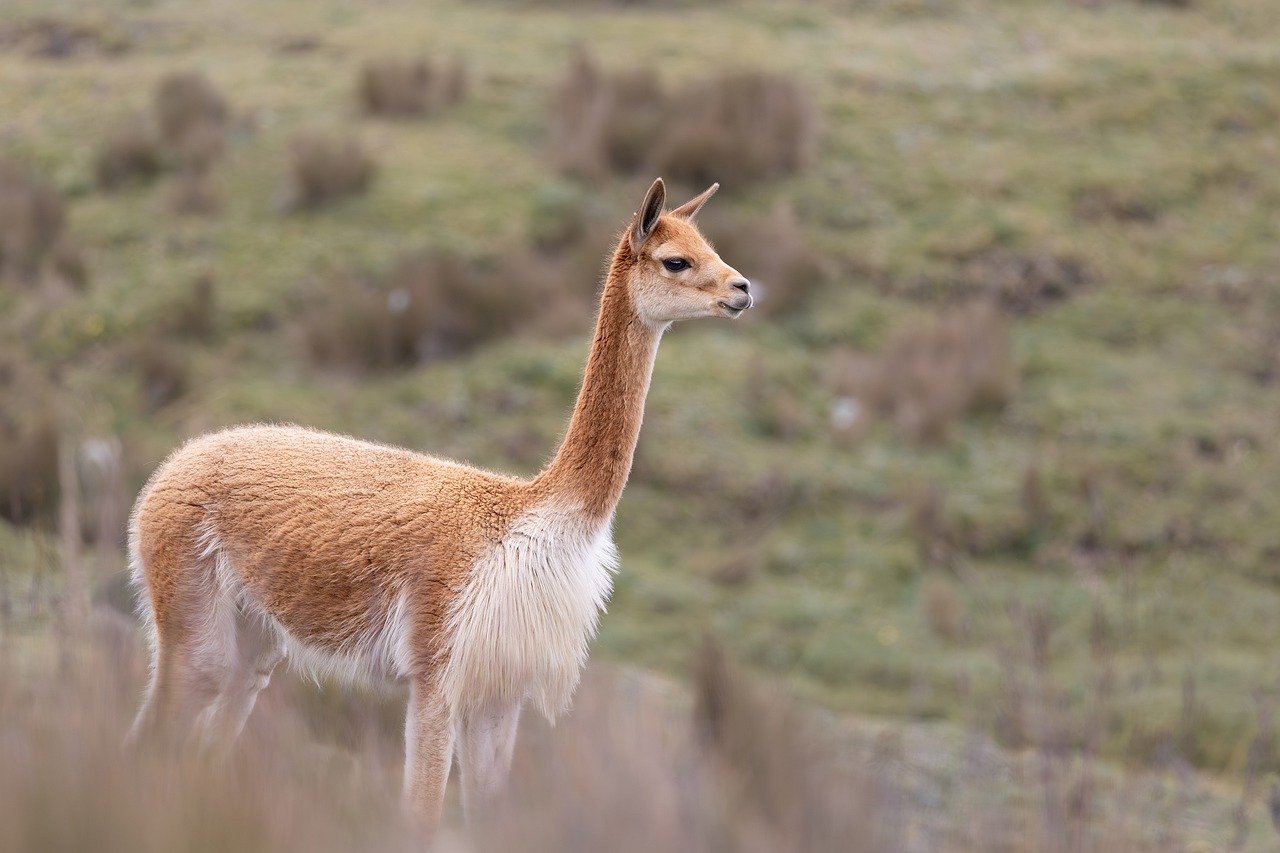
xmin=403 ymin=675 xmax=455 ymax=836
xmin=458 ymin=702 xmax=522 ymax=822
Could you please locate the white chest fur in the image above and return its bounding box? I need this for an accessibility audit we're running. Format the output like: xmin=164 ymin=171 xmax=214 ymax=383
xmin=439 ymin=502 xmax=618 ymax=721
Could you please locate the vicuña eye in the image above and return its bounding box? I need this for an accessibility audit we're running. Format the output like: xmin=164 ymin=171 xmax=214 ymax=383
xmin=662 ymin=258 xmax=690 ymax=272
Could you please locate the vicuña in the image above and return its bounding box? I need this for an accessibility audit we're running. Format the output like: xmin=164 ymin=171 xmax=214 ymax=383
xmin=127 ymin=178 xmax=752 ymax=830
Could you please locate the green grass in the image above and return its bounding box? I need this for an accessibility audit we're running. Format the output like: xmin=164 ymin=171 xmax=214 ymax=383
xmin=3 ymin=0 xmax=1280 ymax=787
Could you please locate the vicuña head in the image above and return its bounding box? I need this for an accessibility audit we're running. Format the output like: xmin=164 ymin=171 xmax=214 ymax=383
xmin=125 ymin=178 xmax=752 ymax=836
xmin=614 ymin=178 xmax=752 ymax=324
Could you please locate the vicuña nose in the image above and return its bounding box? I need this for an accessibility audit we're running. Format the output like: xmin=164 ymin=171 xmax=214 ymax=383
xmin=730 ymin=278 xmax=750 ymax=293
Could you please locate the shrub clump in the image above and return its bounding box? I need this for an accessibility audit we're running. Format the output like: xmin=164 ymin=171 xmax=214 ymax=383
xmin=904 ymin=249 xmax=1092 ymax=316
xmin=94 ymin=117 xmax=163 ymax=190
xmin=357 ymin=57 xmax=469 ymax=118
xmin=156 ymin=72 xmax=229 ymax=214
xmin=0 ymin=405 xmax=59 ymax=527
xmin=550 ymin=51 xmax=816 ymax=186
xmin=95 ymin=72 xmax=230 ymax=207
xmin=284 ymin=132 xmax=376 ymax=211
xmin=133 ymin=339 xmax=189 ymax=411
xmin=301 ymin=247 xmax=591 ymax=372
xmin=654 ymin=71 xmax=815 ymax=187
xmin=0 ymin=158 xmax=80 ymax=287
xmin=825 ymin=299 xmax=1016 ymax=444
xmin=923 ymin=573 xmax=965 ymax=640
xmin=302 ymin=252 xmax=493 ymax=369
xmin=301 ymin=252 xmax=524 ymax=370
xmin=154 ymin=71 xmax=228 ymax=149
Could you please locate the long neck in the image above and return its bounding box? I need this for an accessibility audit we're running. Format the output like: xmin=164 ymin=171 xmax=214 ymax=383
xmin=534 ymin=246 xmax=662 ymax=521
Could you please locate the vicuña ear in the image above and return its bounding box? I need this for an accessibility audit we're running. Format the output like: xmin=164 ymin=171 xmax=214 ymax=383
xmin=670 ymin=182 xmax=719 ymax=220
xmin=629 ymin=177 xmax=666 ymax=254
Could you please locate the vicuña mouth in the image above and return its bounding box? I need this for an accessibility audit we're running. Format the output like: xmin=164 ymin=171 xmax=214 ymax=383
xmin=718 ymin=299 xmax=749 ymax=317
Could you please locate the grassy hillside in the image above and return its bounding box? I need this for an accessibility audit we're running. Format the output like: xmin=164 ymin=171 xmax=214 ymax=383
xmin=3 ymin=0 xmax=1280 ymax=814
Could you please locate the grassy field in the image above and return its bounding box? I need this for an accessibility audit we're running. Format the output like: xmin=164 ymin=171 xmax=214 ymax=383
xmin=3 ymin=0 xmax=1280 ymax=845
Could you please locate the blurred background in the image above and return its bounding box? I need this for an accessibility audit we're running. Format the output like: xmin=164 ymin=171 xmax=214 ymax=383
xmin=2 ymin=0 xmax=1279 ymax=849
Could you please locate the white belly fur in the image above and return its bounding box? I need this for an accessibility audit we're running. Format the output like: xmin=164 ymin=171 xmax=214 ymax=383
xmin=439 ymin=501 xmax=618 ymax=721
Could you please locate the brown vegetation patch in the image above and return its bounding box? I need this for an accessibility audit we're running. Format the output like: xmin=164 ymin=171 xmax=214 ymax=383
xmin=550 ymin=51 xmax=816 ymax=186
xmin=284 ymin=132 xmax=376 ymax=211
xmin=654 ymin=71 xmax=816 ymax=187
xmin=96 ymin=73 xmax=230 ymax=196
xmin=94 ymin=117 xmax=163 ymax=190
xmin=132 ymin=339 xmax=189 ymax=411
xmin=358 ymin=57 xmax=469 ymax=118
xmin=0 ymin=405 xmax=59 ymax=527
xmin=1072 ymin=184 xmax=1159 ymax=224
xmin=923 ymin=573 xmax=965 ymax=641
xmin=825 ymin=299 xmax=1016 ymax=444
xmin=276 ymin=35 xmax=323 ymax=54
xmin=301 ymin=247 xmax=591 ymax=372
xmin=154 ymin=72 xmax=228 ymax=149
xmin=163 ymin=273 xmax=217 ymax=341
xmin=0 ymin=18 xmax=129 ymax=59
xmin=903 ymin=249 xmax=1092 ymax=315
xmin=0 ymin=158 xmax=74 ymax=287
xmin=965 ymin=250 xmax=1092 ymax=315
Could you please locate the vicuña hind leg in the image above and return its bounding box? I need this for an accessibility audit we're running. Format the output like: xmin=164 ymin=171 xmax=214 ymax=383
xmin=193 ymin=609 xmax=285 ymax=750
xmin=458 ymin=702 xmax=522 ymax=822
xmin=129 ymin=548 xmax=250 ymax=750
xmin=129 ymin=631 xmax=225 ymax=748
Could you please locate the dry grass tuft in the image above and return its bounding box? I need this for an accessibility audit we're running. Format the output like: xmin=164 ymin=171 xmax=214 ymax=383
xmin=171 ymin=118 xmax=227 ymax=176
xmin=0 ymin=157 xmax=70 ymax=286
xmin=971 ymin=250 xmax=1093 ymax=315
xmin=166 ymin=273 xmax=217 ymax=341
xmin=284 ymin=132 xmax=376 ymax=211
xmin=1072 ymin=183 xmax=1159 ymax=224
xmin=48 ymin=236 xmax=89 ymax=291
xmin=655 ymin=71 xmax=816 ymax=187
xmin=0 ymin=406 xmax=59 ymax=527
xmin=154 ymin=72 xmax=228 ymax=149
xmin=94 ymin=117 xmax=163 ymax=191
xmin=357 ymin=57 xmax=469 ymax=118
xmin=548 ymin=50 xmax=612 ymax=178
xmin=483 ymin=643 xmax=878 ymax=852
xmin=0 ymin=626 xmax=414 ymax=853
xmin=827 ymin=300 xmax=1016 ymax=444
xmin=923 ymin=572 xmax=965 ymax=640
xmin=97 ymin=74 xmax=228 ymax=198
xmin=550 ymin=51 xmax=816 ymax=185
xmin=910 ymin=482 xmax=954 ymax=568
xmin=0 ymin=616 xmax=1244 ymax=853
xmin=132 ymin=339 xmax=189 ymax=411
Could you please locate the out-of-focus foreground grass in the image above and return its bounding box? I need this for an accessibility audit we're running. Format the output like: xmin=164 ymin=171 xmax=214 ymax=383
xmin=3 ymin=0 xmax=1280 ymax=846
xmin=2 ymin=613 xmax=1269 ymax=851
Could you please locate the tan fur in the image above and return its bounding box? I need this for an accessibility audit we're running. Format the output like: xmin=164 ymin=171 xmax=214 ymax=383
xmin=127 ymin=178 xmax=751 ymax=834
